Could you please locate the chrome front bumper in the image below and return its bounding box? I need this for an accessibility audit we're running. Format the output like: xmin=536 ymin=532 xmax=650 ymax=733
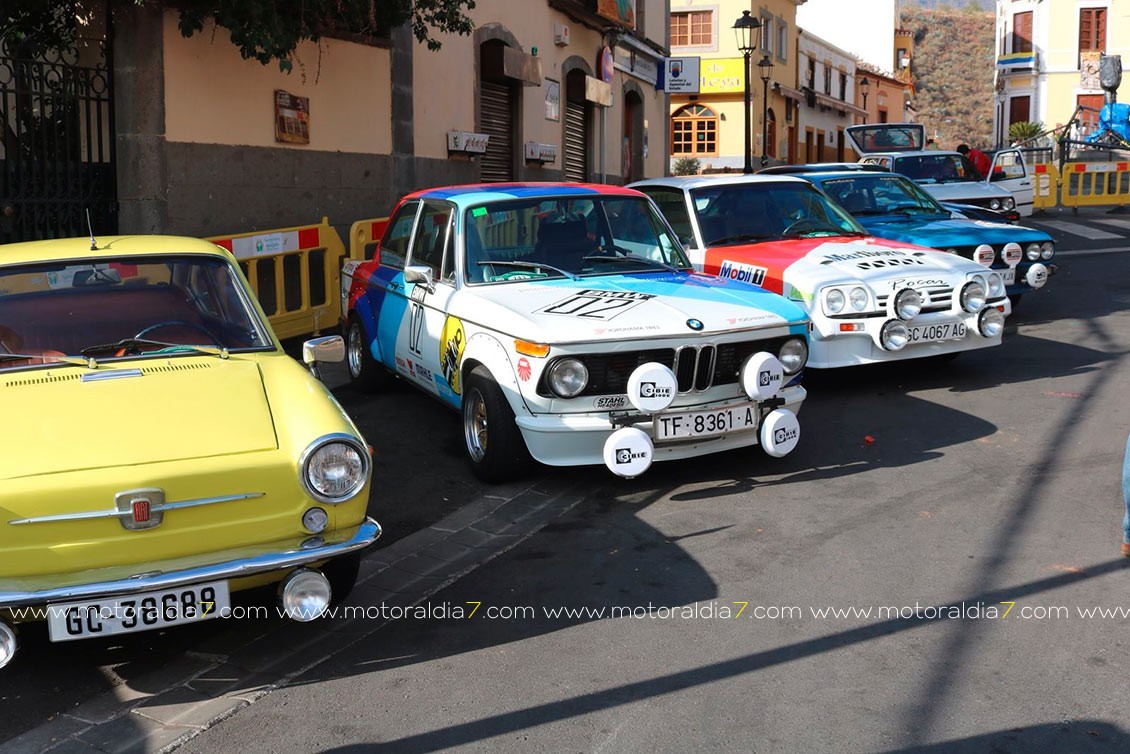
xmin=0 ymin=517 xmax=381 ymax=610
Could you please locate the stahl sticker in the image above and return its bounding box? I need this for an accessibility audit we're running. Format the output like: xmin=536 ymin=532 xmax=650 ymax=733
xmin=594 ymin=395 xmax=629 ymax=410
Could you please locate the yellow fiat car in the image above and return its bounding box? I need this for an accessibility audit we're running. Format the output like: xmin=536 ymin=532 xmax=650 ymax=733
xmin=0 ymin=235 xmax=380 ymax=669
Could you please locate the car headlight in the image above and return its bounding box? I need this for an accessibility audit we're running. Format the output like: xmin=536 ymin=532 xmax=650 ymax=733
xmin=978 ymin=307 xmax=1005 ymax=337
xmin=778 ymin=337 xmax=809 ymax=375
xmin=301 ymin=435 xmax=369 ymax=504
xmin=1002 ymin=242 xmax=1022 ymax=266
xmin=1040 ymin=241 xmax=1054 ymax=260
xmin=1025 ymin=243 xmax=1041 ymax=261
xmin=894 ymin=288 xmax=923 ymax=320
xmin=880 ymin=320 xmax=909 ymax=351
xmin=989 ymin=198 xmax=1002 ymax=210
xmin=825 ymin=288 xmax=846 ymax=314
xmin=1003 ymin=197 xmax=1016 ymax=210
xmin=849 ymin=286 xmax=869 ymax=311
xmin=547 ymin=357 xmax=589 ymax=398
xmin=987 ymin=272 xmax=1004 ymax=298
xmin=960 ymin=280 xmax=987 ymax=312
xmin=974 ymin=245 xmax=995 ymax=267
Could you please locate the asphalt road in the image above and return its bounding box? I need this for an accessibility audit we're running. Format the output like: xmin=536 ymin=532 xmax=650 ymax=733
xmin=5 ymin=211 xmax=1130 ymax=752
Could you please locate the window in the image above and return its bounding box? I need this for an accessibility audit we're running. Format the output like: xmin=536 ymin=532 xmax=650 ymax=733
xmin=638 ymin=187 xmax=694 ymax=246
xmin=806 ymin=58 xmax=816 ymax=89
xmin=671 ymin=10 xmax=712 ymax=47
xmin=1079 ymin=7 xmax=1106 ymax=62
xmin=839 ymin=71 xmax=847 ymax=101
xmin=760 ymin=13 xmax=772 ymax=54
xmin=1012 ymin=11 xmax=1032 ymax=54
xmin=408 ymin=202 xmax=454 ymax=280
xmin=671 ymin=104 xmax=718 ymax=156
xmin=824 ymin=63 xmax=832 ymax=95
xmin=776 ymin=18 xmax=787 ymax=62
xmin=380 ymin=201 xmax=419 ymax=268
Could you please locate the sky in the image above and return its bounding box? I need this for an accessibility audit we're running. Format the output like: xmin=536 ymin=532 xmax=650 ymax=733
xmin=795 ymin=0 xmax=897 ymax=73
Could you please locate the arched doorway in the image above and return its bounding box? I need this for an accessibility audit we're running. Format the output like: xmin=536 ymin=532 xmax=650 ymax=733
xmin=563 ymin=69 xmax=593 ymax=182
xmin=622 ymin=87 xmax=644 ymax=183
xmin=479 ymin=40 xmax=519 ymax=182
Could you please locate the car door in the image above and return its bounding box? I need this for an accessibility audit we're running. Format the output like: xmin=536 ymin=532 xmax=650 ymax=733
xmin=356 ymin=199 xmax=420 ymax=376
xmin=397 ymin=200 xmax=457 ymax=400
xmin=988 ymin=149 xmax=1035 ymax=216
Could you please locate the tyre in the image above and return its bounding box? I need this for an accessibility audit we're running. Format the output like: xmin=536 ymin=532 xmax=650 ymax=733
xmin=323 ymin=552 xmax=361 ymax=607
xmin=462 ymin=366 xmax=531 ymax=483
xmin=346 ymin=315 xmax=390 ymax=392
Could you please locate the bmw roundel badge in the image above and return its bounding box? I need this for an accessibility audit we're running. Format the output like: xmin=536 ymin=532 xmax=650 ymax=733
xmin=686 ymin=318 xmax=704 ymax=331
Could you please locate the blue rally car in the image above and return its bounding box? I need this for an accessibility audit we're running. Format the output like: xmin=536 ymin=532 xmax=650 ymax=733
xmin=764 ymin=166 xmax=1055 ymax=305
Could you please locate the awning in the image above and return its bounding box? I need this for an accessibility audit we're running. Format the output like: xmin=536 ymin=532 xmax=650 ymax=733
xmin=775 ymin=84 xmax=805 ymax=102
xmin=813 ymin=91 xmax=867 ymax=116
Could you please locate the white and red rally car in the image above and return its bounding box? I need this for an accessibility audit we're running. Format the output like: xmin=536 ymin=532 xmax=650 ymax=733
xmin=631 ymin=174 xmax=1010 ymax=368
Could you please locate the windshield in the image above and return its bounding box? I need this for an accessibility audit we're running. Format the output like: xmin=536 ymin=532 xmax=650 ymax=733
xmin=894 ymin=153 xmax=981 ymax=184
xmin=818 ymin=174 xmax=948 ymax=218
xmin=689 ymin=181 xmax=866 ymax=246
xmin=462 ymin=195 xmax=690 ymax=283
xmin=0 ymin=254 xmax=273 ymax=370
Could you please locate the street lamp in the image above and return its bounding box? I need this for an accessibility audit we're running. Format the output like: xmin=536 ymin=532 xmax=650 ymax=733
xmin=758 ymin=55 xmax=774 ymax=167
xmin=733 ymin=11 xmax=762 ymax=174
xmin=859 ymin=75 xmax=871 ymax=124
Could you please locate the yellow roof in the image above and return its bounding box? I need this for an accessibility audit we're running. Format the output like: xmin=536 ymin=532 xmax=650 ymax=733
xmin=0 ymin=235 xmax=232 ymax=267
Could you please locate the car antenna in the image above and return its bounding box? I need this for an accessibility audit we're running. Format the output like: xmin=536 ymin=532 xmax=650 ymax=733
xmin=86 ymin=208 xmax=98 ymax=250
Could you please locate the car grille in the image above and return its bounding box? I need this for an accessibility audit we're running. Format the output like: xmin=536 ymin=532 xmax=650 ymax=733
xmin=543 ymin=337 xmax=792 ymax=398
xmin=876 ymin=284 xmax=954 ymax=314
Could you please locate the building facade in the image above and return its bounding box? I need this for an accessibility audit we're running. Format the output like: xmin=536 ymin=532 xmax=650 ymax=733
xmin=668 ymin=0 xmax=807 ymax=171
xmin=2 ymin=0 xmax=672 ymax=242
xmin=795 ymin=31 xmax=866 ymax=163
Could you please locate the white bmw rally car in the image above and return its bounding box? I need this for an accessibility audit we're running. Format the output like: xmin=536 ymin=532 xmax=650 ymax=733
xmin=342 ymin=184 xmax=812 ymax=480
xmin=631 ymin=174 xmax=1012 ymax=368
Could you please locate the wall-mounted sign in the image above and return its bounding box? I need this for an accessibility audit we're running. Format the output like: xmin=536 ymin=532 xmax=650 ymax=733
xmin=613 ymin=44 xmax=659 ymax=86
xmin=597 ymin=0 xmax=636 ymax=28
xmin=1081 ymin=51 xmax=1102 ymax=90
xmin=598 ymin=46 xmax=615 ymax=84
xmin=274 ymin=90 xmax=310 ymax=144
xmin=699 ymin=59 xmax=745 ymax=94
xmin=662 ymin=57 xmax=700 ymax=93
xmin=447 ymin=131 xmax=490 ymax=154
xmin=545 ymin=79 xmax=560 ymax=121
xmin=524 ymin=142 xmax=558 ymax=163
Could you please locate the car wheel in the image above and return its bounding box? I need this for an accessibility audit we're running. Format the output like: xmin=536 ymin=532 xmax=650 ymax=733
xmin=462 ymin=366 xmax=531 ymax=483
xmin=323 ymin=552 xmax=361 ymax=607
xmin=346 ymin=316 xmax=389 ymax=392
xmin=1008 ymin=293 xmax=1023 ymax=310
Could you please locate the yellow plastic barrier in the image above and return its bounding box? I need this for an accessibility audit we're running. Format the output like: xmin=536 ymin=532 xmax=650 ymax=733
xmin=1031 ymin=162 xmax=1059 ymax=211
xmin=1059 ymin=160 xmax=1130 ymax=209
xmin=348 ymin=216 xmax=390 ymax=262
xmin=208 ymin=217 xmax=346 ymax=341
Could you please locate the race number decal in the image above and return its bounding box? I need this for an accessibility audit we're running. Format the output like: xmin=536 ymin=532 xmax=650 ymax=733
xmin=407 ymin=284 xmax=427 ymax=357
xmin=539 ymin=289 xmax=655 ymax=320
xmin=440 ymin=316 xmax=466 ymax=395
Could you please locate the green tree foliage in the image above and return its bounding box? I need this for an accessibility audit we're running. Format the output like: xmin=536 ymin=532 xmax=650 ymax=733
xmin=1008 ymin=120 xmax=1046 ymax=143
xmin=901 ymin=4 xmax=995 ymax=150
xmin=2 ymin=0 xmax=476 ymax=71
xmin=672 ymin=157 xmax=701 ymax=176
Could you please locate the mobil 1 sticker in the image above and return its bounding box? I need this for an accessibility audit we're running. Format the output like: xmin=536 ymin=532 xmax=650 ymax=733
xmin=540 ymin=289 xmax=655 ymax=320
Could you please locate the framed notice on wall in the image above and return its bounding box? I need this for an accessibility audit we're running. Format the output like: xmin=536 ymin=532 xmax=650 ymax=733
xmin=545 ymin=79 xmax=560 ymax=121
xmin=275 ymin=90 xmax=310 ymax=144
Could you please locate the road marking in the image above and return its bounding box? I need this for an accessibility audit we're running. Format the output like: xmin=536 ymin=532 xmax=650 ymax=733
xmin=1093 ymin=217 xmax=1130 ymax=234
xmin=1055 ymin=245 xmax=1130 ymax=257
xmin=1038 ymin=220 xmax=1123 ymax=240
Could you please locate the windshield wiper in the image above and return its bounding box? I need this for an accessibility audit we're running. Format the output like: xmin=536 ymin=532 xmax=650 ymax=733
xmin=780 ymin=222 xmax=864 ymax=238
xmin=80 ymin=338 xmax=228 ymax=359
xmin=706 ymin=233 xmax=773 ymax=246
xmin=582 ymin=253 xmax=681 ymax=273
xmin=0 ymin=352 xmax=95 ymax=367
xmin=477 ymin=259 xmax=579 ymax=281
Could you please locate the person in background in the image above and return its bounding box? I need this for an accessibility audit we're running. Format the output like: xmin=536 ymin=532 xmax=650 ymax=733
xmin=1122 ymin=433 xmax=1130 ymax=556
xmin=956 ymin=143 xmax=991 ymax=177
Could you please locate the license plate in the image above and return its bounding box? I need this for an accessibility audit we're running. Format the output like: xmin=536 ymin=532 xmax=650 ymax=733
xmin=907 ymin=321 xmax=967 ymax=344
xmin=1000 ymin=268 xmax=1016 ymax=285
xmin=47 ymin=581 xmax=230 ymax=642
xmin=654 ymin=403 xmax=759 ymax=441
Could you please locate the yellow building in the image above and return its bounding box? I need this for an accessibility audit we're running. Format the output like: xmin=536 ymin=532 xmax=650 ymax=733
xmin=994 ymin=0 xmax=1129 ymax=146
xmin=669 ymin=1 xmax=807 ymax=171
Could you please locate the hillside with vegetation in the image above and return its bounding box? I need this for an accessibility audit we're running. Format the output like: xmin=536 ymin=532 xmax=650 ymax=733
xmin=900 ymin=4 xmax=996 ymax=150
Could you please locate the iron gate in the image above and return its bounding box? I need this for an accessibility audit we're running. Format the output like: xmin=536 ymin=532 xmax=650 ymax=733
xmin=0 ymin=15 xmax=117 ymax=245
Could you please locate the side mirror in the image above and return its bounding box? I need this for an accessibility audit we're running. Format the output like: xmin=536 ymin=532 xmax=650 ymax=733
xmin=302 ymin=335 xmax=345 ymax=372
xmin=404 ymin=265 xmax=435 ymax=292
